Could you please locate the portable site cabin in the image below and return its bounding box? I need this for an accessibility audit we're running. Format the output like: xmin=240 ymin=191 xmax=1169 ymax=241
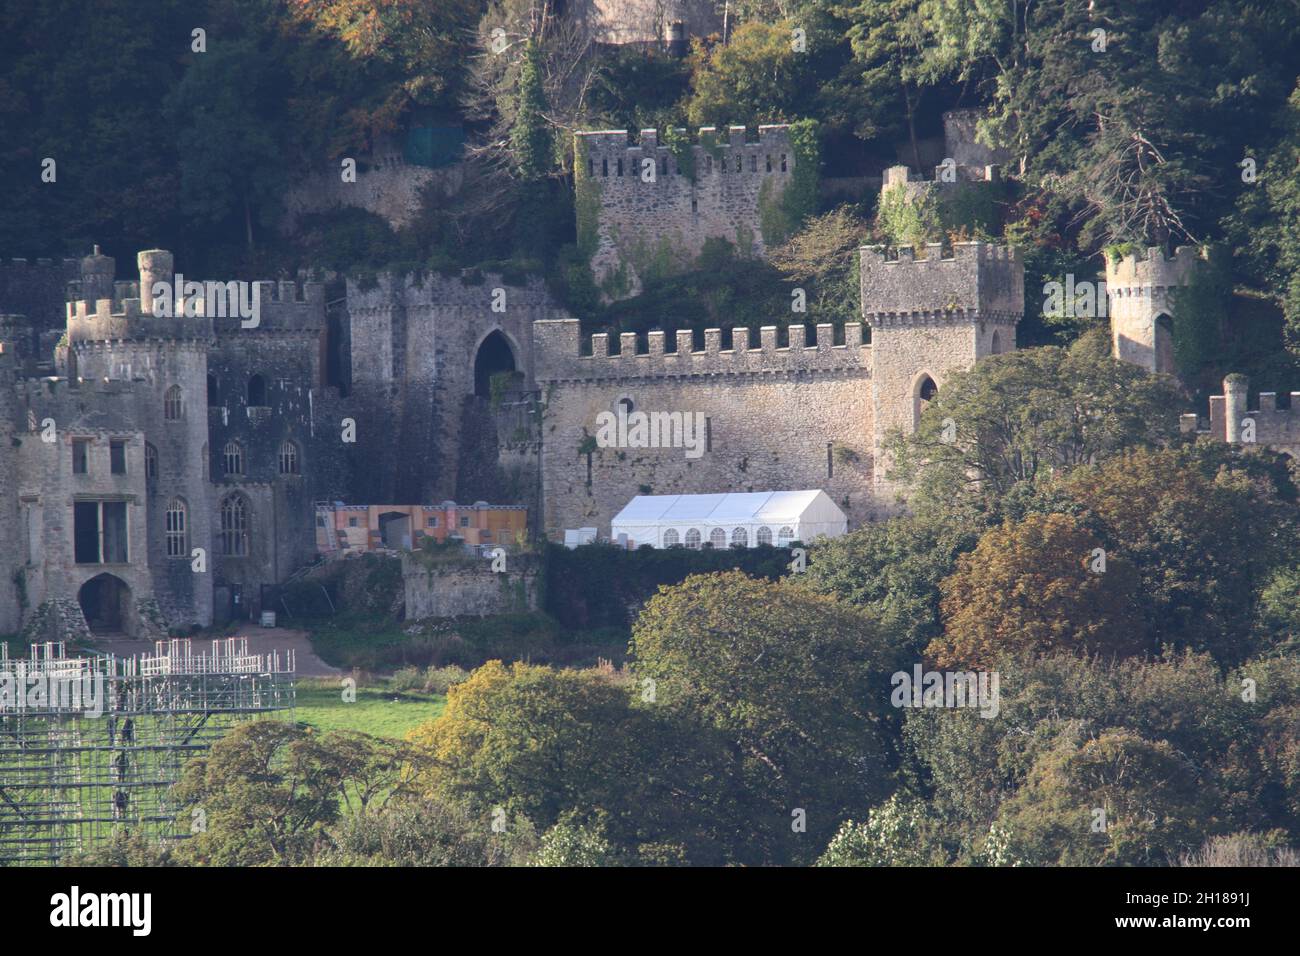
xmin=609 ymin=490 xmax=848 ymax=550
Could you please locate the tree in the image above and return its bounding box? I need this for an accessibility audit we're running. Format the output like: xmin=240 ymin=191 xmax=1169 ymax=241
xmin=889 ymin=328 xmax=1184 ymax=518
xmin=165 ymin=36 xmax=288 ymax=250
xmin=511 ymin=39 xmax=553 ymax=179
xmin=816 ymin=793 xmax=949 ymax=866
xmin=685 ymin=22 xmax=816 ymax=127
xmin=1060 ymin=443 xmax=1300 ymax=664
xmin=931 ymin=512 xmax=1147 ymax=670
xmin=631 ymin=571 xmax=894 ymax=864
xmin=171 ymin=722 xmax=359 ymax=866
xmin=407 ymin=660 xmax=741 ymax=864
xmin=801 ymin=511 xmax=978 ymax=662
xmin=992 ymin=728 xmax=1218 ymax=866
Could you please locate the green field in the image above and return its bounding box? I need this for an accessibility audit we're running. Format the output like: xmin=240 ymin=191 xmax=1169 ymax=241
xmin=289 ymin=679 xmax=446 ymax=738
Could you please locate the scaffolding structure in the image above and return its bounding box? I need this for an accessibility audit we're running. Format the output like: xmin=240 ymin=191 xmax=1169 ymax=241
xmin=0 ymin=638 xmax=294 ymax=865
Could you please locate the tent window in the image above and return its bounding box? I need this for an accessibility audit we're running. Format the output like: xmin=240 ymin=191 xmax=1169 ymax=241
xmin=708 ymin=528 xmax=726 ymax=549
xmin=685 ymin=528 xmax=701 ymax=549
xmin=730 ymin=527 xmax=748 ymax=549
xmin=756 ymin=526 xmax=773 ymax=546
xmin=662 ymin=528 xmax=680 ymax=548
xmin=777 ymin=526 xmax=794 ymax=546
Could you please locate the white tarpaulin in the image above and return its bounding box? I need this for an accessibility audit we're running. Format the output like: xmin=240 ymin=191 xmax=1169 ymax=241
xmin=610 ymin=490 xmax=847 ymax=549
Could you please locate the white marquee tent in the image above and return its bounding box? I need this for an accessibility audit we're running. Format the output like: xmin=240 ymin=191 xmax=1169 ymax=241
xmin=610 ymin=490 xmax=848 ymax=550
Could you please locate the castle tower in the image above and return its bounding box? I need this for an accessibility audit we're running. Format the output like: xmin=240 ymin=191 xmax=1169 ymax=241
xmin=861 ymin=241 xmax=1023 ymax=495
xmin=1105 ymin=246 xmax=1202 ymax=374
xmin=66 ymin=249 xmax=215 ymax=628
xmin=574 ymin=125 xmax=795 ymax=299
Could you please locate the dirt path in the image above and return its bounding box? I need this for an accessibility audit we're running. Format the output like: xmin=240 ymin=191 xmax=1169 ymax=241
xmin=90 ymin=625 xmax=341 ymax=677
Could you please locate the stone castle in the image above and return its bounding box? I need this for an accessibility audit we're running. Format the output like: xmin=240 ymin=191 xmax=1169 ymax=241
xmin=1 ymin=132 xmax=1294 ymax=642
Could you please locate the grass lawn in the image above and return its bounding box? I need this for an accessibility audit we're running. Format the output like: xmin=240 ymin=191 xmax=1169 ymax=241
xmin=290 ymin=678 xmax=446 ymax=739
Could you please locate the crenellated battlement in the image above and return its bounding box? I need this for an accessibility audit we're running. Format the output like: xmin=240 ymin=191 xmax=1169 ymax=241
xmin=860 ymin=241 xmax=1024 ymax=323
xmin=1105 ymin=245 xmax=1204 ymax=289
xmin=1200 ymin=374 xmax=1300 ymax=452
xmin=576 ymin=124 xmax=793 ymax=167
xmin=533 ymin=318 xmax=869 ymax=383
xmin=66 ymin=298 xmax=213 ymax=345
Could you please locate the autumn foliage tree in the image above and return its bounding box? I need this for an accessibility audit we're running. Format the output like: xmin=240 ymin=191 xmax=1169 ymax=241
xmin=931 ymin=512 xmax=1147 ymax=670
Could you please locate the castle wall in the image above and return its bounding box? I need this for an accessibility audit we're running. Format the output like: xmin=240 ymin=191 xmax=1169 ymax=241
xmin=534 ymin=319 xmax=876 ymax=538
xmin=576 ymin=126 xmax=793 ymax=297
xmin=346 ymin=272 xmax=558 ymax=503
xmin=401 ymin=553 xmax=539 ymax=619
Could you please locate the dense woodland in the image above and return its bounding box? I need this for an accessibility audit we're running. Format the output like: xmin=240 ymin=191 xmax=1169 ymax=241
xmin=5 ymin=1 xmax=1300 ymax=866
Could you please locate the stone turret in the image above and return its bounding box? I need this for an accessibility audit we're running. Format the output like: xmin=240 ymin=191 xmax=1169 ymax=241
xmin=1105 ymin=245 xmax=1204 ymax=374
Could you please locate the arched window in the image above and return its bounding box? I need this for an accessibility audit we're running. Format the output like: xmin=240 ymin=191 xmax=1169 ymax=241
xmin=617 ymin=397 xmax=634 ymax=415
xmin=144 ymin=443 xmax=158 ymax=480
xmin=222 ymin=441 xmax=243 ymax=476
xmin=207 ymin=373 xmax=220 ymax=406
xmin=662 ymin=528 xmax=680 ymax=548
xmin=777 ymin=526 xmax=794 ymax=546
xmin=278 ymin=440 xmax=299 ymax=475
xmin=685 ymin=528 xmax=701 ymax=550
xmin=914 ymin=374 xmax=937 ymax=428
xmin=990 ymin=331 xmax=1002 ymax=355
xmin=220 ymin=494 xmax=249 ymax=556
xmin=756 ymin=526 xmax=773 ymax=546
xmin=731 ymin=527 xmax=748 ymax=549
xmin=247 ymin=374 xmax=267 ymax=406
xmin=165 ymin=498 xmax=188 ymax=557
xmin=164 ymin=385 xmax=184 ymax=421
xmin=709 ymin=528 xmax=726 ymax=549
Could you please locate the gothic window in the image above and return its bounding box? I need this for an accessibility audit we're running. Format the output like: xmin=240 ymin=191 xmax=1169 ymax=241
xmin=222 ymin=441 xmax=243 ymax=477
xmin=165 ymin=497 xmax=187 ymax=558
xmin=278 ymin=440 xmax=299 ymax=475
xmin=662 ymin=528 xmax=680 ymax=548
xmin=990 ymin=331 xmax=1003 ymax=355
xmin=164 ymin=385 xmax=183 ymax=421
xmin=777 ymin=526 xmax=794 ymax=546
xmin=914 ymin=374 xmax=938 ymax=429
xmin=756 ymin=526 xmax=773 ymax=546
xmin=247 ymin=374 xmax=267 ymax=406
xmin=685 ymin=528 xmax=701 ymax=549
xmin=144 ymin=443 xmax=158 ymax=480
xmin=709 ymin=528 xmax=726 ymax=549
xmin=219 ymin=494 xmax=249 ymax=556
xmin=731 ymin=527 xmax=748 ymax=549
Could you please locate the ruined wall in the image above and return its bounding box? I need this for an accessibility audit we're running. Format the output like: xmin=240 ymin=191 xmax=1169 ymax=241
xmin=280 ymin=136 xmax=459 ymax=232
xmin=576 ymin=125 xmax=793 ymax=297
xmin=534 ymin=319 xmax=876 ymax=538
xmin=346 ymin=271 xmax=561 ymax=504
xmin=567 ymin=0 xmax=722 ymax=45
xmin=402 ymin=553 xmax=539 ymax=619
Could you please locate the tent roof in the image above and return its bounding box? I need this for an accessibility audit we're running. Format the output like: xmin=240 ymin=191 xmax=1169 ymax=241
xmin=611 ymin=490 xmax=842 ymax=527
